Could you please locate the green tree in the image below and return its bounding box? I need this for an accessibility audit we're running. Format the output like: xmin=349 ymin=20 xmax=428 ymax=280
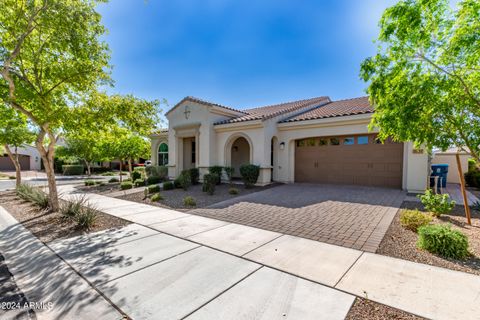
xmin=0 ymin=0 xmax=111 ymax=210
xmin=361 ymin=0 xmax=480 ymax=160
xmin=0 ymin=106 xmax=35 ymax=186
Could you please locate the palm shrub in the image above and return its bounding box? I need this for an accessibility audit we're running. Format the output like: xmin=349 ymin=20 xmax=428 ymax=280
xmin=16 ymin=184 xmax=49 ymax=209
xmin=120 ymin=181 xmax=133 ymax=190
xmin=163 ymin=181 xmax=174 ymax=190
xmin=417 ymin=224 xmax=469 ymax=259
xmin=148 ymin=184 xmax=161 ymax=194
xmin=418 ymin=189 xmax=455 ymax=217
xmin=203 ymin=173 xmax=218 ymax=195
xmin=399 ymin=209 xmax=432 ymax=232
xmin=75 ymin=206 xmax=97 ymax=230
xmin=189 ymin=168 xmax=200 ymax=185
xmin=209 ymin=166 xmax=223 ymax=184
xmin=183 ymin=196 xmax=196 ymax=206
xmin=60 ymin=196 xmax=87 ymax=219
xmin=240 ymin=164 xmax=260 ymax=188
xmin=179 ymin=170 xmax=192 ymax=191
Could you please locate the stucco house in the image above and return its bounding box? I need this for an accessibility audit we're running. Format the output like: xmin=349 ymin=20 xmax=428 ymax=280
xmin=150 ymin=96 xmax=428 ymax=193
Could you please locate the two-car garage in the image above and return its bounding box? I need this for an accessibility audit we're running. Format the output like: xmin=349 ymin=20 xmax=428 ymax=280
xmin=0 ymin=154 xmax=31 ymax=171
xmin=294 ymin=134 xmax=404 ymax=188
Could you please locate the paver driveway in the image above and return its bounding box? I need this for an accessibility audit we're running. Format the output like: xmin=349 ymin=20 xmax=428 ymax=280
xmin=189 ymin=184 xmax=406 ymax=252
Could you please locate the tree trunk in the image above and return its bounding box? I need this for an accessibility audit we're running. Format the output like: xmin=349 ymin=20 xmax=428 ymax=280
xmin=85 ymin=160 xmax=91 ymax=176
xmin=119 ymin=160 xmax=123 ymax=183
xmin=128 ymin=158 xmax=133 ymax=177
xmin=35 ymin=129 xmax=59 ymax=211
xmin=4 ymin=145 xmax=21 ymax=187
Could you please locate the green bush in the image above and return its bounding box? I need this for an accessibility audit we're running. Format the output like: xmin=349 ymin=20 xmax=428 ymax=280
xmin=240 ymin=164 xmax=260 ymax=188
xmin=145 ymin=165 xmax=168 ymax=180
xmin=84 ymin=180 xmax=96 ymax=186
xmin=75 ymin=205 xmax=97 ymax=230
xmin=464 ymin=171 xmax=480 ymax=188
xmin=134 ymin=179 xmax=145 ymax=187
xmin=109 ymin=177 xmax=119 ymax=183
xmin=183 ymin=196 xmax=196 ymax=206
xmin=134 ymin=166 xmax=146 ymax=175
xmin=148 ymin=184 xmax=161 ymax=194
xmin=62 ymin=164 xmax=84 ymax=176
xmin=228 ymin=187 xmax=239 ymax=195
xmin=179 ymin=170 xmax=192 ymax=191
xmin=146 ymin=176 xmax=162 ymax=185
xmin=163 ymin=181 xmax=174 ymax=190
xmin=418 ymin=189 xmax=456 ymax=216
xmin=131 ymin=170 xmax=142 ymax=181
xmin=202 ymin=173 xmax=218 ymax=195
xmin=98 ymin=182 xmax=106 ymax=186
xmin=101 ymin=171 xmax=116 ymax=176
xmin=468 ymin=158 xmax=477 ymax=172
xmin=8 ymin=176 xmax=15 ymax=180
xmin=120 ymin=181 xmax=133 ymax=190
xmin=417 ymin=224 xmax=469 ymax=259
xmin=189 ymin=168 xmax=200 ymax=185
xmin=60 ymin=196 xmax=87 ymax=219
xmin=209 ymin=166 xmax=223 ymax=184
xmin=224 ymin=166 xmax=234 ymax=182
xmin=16 ymin=184 xmax=49 ymax=209
xmin=174 ymin=177 xmax=182 ymax=188
xmin=400 ymin=209 xmax=432 ymax=232
xmin=150 ymin=193 xmax=163 ymax=202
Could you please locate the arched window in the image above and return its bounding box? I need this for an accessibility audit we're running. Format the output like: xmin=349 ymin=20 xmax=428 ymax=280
xmin=158 ymin=143 xmax=168 ymax=166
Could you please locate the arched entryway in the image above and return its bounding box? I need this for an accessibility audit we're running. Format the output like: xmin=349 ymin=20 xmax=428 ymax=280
xmin=230 ymin=137 xmax=251 ymax=178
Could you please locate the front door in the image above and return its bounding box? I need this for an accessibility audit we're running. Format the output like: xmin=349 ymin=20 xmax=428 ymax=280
xmin=183 ymin=137 xmax=196 ymax=170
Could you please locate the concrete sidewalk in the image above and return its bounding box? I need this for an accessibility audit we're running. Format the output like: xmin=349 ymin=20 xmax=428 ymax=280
xmin=14 ymin=185 xmax=480 ymax=319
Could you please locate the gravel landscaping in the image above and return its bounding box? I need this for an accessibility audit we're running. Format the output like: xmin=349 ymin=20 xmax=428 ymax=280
xmin=346 ymin=298 xmax=424 ymax=320
xmin=75 ymin=182 xmax=123 ymax=195
xmin=0 ymin=191 xmax=130 ymax=243
xmin=0 ymin=253 xmax=36 ymax=320
xmin=116 ymin=183 xmax=273 ymax=212
xmin=377 ymin=201 xmax=480 ymax=276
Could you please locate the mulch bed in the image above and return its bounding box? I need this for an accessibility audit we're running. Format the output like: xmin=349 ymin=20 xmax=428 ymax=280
xmin=377 ymin=201 xmax=480 ymax=276
xmin=0 ymin=191 xmax=130 ymax=243
xmin=346 ymin=298 xmax=424 ymax=320
xmin=117 ymin=183 xmax=272 ymax=212
xmin=0 ymin=253 xmax=36 ymax=320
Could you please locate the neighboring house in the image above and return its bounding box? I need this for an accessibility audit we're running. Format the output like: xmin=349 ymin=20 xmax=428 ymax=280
xmin=432 ymin=147 xmax=470 ymax=184
xmin=0 ymin=145 xmax=42 ymax=171
xmin=150 ymin=96 xmax=429 ymax=193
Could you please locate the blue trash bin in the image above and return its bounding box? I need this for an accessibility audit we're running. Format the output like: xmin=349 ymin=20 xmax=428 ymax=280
xmin=430 ymin=164 xmax=449 ymax=190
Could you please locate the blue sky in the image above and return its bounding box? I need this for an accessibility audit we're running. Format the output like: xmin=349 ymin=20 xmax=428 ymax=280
xmin=97 ymin=0 xmax=397 ymax=111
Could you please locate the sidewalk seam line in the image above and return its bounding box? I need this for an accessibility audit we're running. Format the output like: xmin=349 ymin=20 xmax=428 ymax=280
xmin=240 ymin=234 xmax=285 ymax=257
xmin=333 ymin=251 xmax=364 ymax=288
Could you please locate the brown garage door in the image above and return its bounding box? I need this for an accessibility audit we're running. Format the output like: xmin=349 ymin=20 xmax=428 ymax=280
xmin=295 ymin=134 xmax=403 ymax=188
xmin=0 ymin=154 xmax=31 ymax=171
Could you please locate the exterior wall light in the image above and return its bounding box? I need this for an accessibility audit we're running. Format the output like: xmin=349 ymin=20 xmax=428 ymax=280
xmin=279 ymin=142 xmax=285 ymax=150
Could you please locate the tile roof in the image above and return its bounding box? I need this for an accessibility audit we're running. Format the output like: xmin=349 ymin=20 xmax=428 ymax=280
xmin=214 ymin=96 xmax=330 ymax=125
xmin=281 ymin=96 xmax=373 ymax=123
xmin=165 ymin=96 xmax=247 ymax=116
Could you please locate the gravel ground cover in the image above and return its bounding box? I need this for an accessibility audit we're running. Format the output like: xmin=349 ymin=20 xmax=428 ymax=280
xmin=377 ymin=201 xmax=480 ymax=275
xmin=0 ymin=191 xmax=130 ymax=243
xmin=346 ymin=298 xmax=424 ymax=320
xmin=117 ymin=183 xmax=273 ymax=212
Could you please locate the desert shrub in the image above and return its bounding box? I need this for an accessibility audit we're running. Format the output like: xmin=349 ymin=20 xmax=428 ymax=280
xmin=189 ymin=168 xmax=200 ymax=185
xmin=174 ymin=177 xmax=182 ymax=188
xmin=75 ymin=205 xmax=97 ymax=230
xmin=62 ymin=164 xmax=84 ymax=176
xmin=109 ymin=177 xmax=119 ymax=183
xmin=417 ymin=224 xmax=469 ymax=259
xmin=183 ymin=196 xmax=196 ymax=206
xmin=8 ymin=176 xmax=15 ymax=180
xmin=202 ymin=173 xmax=217 ymax=195
xmin=148 ymin=184 xmax=161 ymax=194
xmin=145 ymin=165 xmax=168 ymax=180
xmin=134 ymin=179 xmax=146 ymax=187
xmin=98 ymin=182 xmax=106 ymax=186
xmin=163 ymin=181 xmax=174 ymax=190
xmin=209 ymin=166 xmax=223 ymax=184
xmin=120 ymin=171 xmax=128 ymax=175
xmin=150 ymin=193 xmax=163 ymax=202
xmin=131 ymin=170 xmax=142 ymax=181
xmin=228 ymin=187 xmax=239 ymax=195
xmin=418 ymin=189 xmax=455 ymax=216
xmin=16 ymin=184 xmax=49 ymax=209
xmin=91 ymin=166 xmax=109 ymax=174
xmin=224 ymin=166 xmax=234 ymax=183
xmin=146 ymin=176 xmax=162 ymax=185
xmin=179 ymin=170 xmax=192 ymax=191
xmin=464 ymin=171 xmax=480 ymax=188
xmin=240 ymin=164 xmax=260 ymax=188
xmin=84 ymin=180 xmax=96 ymax=186
xmin=468 ymin=158 xmax=477 ymax=172
xmin=60 ymin=196 xmax=87 ymax=219
xmin=134 ymin=166 xmax=146 ymax=176
xmin=399 ymin=209 xmax=432 ymax=232
xmin=120 ymin=181 xmax=133 ymax=190
xmin=101 ymin=172 xmax=115 ymax=176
